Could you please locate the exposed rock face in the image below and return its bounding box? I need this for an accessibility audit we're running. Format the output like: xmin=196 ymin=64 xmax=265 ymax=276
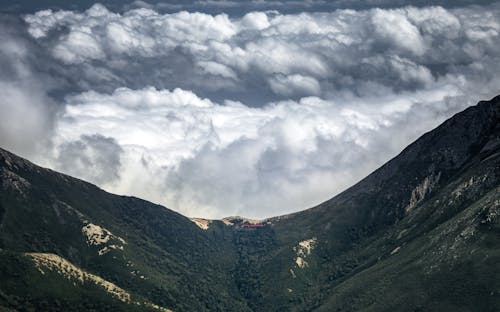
xmin=0 ymin=96 xmax=499 ymax=311
xmin=294 ymin=238 xmax=317 ymax=268
xmin=404 ymin=171 xmax=441 ymax=213
xmin=28 ymin=252 xmax=132 ymax=303
xmin=264 ymin=95 xmax=500 ymax=311
xmin=81 ymin=223 xmax=126 ymax=256
xmin=190 ymin=218 xmax=212 ymax=230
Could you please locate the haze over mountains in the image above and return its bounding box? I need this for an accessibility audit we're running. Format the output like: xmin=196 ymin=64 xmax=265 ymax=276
xmin=1 ymin=95 xmax=498 ymax=311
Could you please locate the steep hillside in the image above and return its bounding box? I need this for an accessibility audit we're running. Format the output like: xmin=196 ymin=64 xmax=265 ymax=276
xmin=0 ymin=148 xmax=249 ymax=311
xmin=0 ymin=95 xmax=499 ymax=311
xmin=253 ymin=95 xmax=500 ymax=310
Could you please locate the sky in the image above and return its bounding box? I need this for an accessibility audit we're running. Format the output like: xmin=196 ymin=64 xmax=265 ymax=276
xmin=1 ymin=0 xmax=499 ymax=219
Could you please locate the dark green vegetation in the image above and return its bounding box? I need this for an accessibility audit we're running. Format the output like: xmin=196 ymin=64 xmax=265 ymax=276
xmin=0 ymin=96 xmax=499 ymax=311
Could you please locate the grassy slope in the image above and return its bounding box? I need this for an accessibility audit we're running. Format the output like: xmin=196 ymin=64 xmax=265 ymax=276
xmin=0 ymin=97 xmax=498 ymax=311
xmin=317 ymin=187 xmax=500 ymax=312
xmin=0 ymin=250 xmax=150 ymax=312
xmin=0 ymin=150 xmax=249 ymax=311
xmin=251 ymin=96 xmax=500 ymax=310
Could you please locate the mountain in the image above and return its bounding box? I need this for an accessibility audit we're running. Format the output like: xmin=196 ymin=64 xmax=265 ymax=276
xmin=0 ymin=95 xmax=499 ymax=311
xmin=0 ymin=148 xmax=247 ymax=310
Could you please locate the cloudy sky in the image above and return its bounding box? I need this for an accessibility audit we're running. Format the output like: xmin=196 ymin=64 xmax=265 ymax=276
xmin=1 ymin=0 xmax=499 ymax=219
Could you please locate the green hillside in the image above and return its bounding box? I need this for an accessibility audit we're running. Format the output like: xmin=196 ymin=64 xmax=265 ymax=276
xmin=0 ymin=96 xmax=499 ymax=311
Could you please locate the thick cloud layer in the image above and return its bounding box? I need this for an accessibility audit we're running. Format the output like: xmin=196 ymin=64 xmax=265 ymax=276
xmin=23 ymin=4 xmax=500 ymax=105
xmin=0 ymin=3 xmax=499 ymax=218
xmin=4 ymin=0 xmax=498 ymax=15
xmin=52 ymin=86 xmax=468 ymax=218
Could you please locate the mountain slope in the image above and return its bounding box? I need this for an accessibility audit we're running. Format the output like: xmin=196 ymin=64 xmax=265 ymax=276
xmin=253 ymin=95 xmax=500 ymax=310
xmin=0 ymin=95 xmax=499 ymax=311
xmin=0 ymin=148 xmax=250 ymax=311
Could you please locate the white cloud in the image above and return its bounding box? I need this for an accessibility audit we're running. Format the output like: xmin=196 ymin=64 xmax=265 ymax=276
xmin=269 ymin=74 xmax=321 ymax=96
xmin=197 ymin=61 xmax=238 ymax=79
xmin=56 ymin=134 xmax=123 ymax=185
xmin=240 ymin=12 xmax=271 ymax=30
xmin=371 ymin=8 xmax=426 ymax=56
xmin=49 ymin=84 xmax=472 ymax=218
xmin=387 ymin=56 xmax=434 ymax=87
xmin=24 ymin=4 xmax=500 ymax=99
xmin=2 ymin=3 xmax=499 ymax=219
xmin=53 ymin=30 xmax=105 ymax=63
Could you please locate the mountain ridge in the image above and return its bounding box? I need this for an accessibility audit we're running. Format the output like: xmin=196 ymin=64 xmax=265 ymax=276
xmin=0 ymin=95 xmax=499 ymax=311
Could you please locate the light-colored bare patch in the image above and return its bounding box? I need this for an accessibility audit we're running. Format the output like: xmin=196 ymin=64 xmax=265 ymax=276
xmin=295 ymin=256 xmax=307 ymax=268
xmin=405 ymin=172 xmax=441 ymax=213
xmin=451 ymin=175 xmax=489 ymax=203
xmin=290 ymin=268 xmax=297 ymax=278
xmin=26 ymin=253 xmax=171 ymax=311
xmin=190 ymin=218 xmax=211 ymax=230
xmin=222 ymin=216 xmax=265 ymax=226
xmin=390 ymin=246 xmax=401 ymax=255
xmin=298 ymin=238 xmax=316 ymax=255
xmin=146 ymin=303 xmax=171 ymax=312
xmin=27 ymin=252 xmax=131 ymax=302
xmin=98 ymin=244 xmax=125 ymax=256
xmin=82 ymin=223 xmax=126 ymax=256
xmin=396 ymin=229 xmax=408 ymax=239
xmin=293 ymin=238 xmax=317 ymax=269
xmin=83 ymin=223 xmax=111 ymax=245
